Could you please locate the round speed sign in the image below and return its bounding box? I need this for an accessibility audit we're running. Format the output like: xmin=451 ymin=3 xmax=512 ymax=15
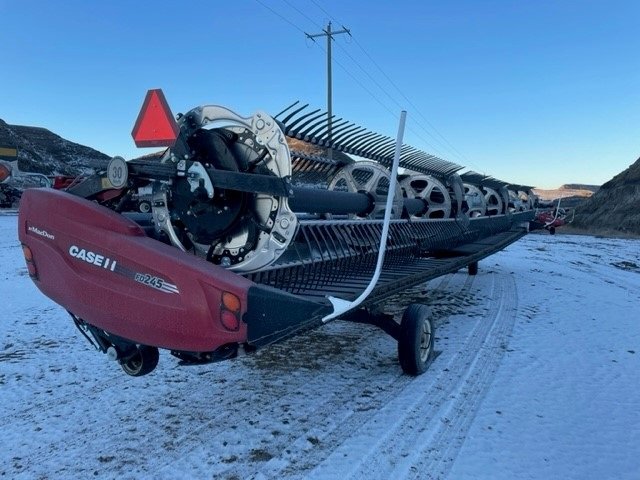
xmin=107 ymin=156 xmax=128 ymax=189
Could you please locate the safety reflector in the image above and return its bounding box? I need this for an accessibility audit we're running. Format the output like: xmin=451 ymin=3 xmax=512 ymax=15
xmin=131 ymin=89 xmax=180 ymax=148
xmin=222 ymin=291 xmax=241 ymax=313
xmin=0 ymin=163 xmax=11 ymax=183
xmin=220 ymin=310 xmax=240 ymax=332
xmin=22 ymin=244 xmax=37 ymax=279
xmin=22 ymin=244 xmax=33 ymax=262
xmin=26 ymin=262 xmax=37 ymax=278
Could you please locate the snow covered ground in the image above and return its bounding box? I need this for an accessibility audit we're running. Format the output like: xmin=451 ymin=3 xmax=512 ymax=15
xmin=1 ymin=213 xmax=639 ymax=479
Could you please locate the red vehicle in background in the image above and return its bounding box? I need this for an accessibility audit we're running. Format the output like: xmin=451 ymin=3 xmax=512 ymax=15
xmin=52 ymin=175 xmax=83 ymax=190
xmin=532 ymin=200 xmax=574 ymax=235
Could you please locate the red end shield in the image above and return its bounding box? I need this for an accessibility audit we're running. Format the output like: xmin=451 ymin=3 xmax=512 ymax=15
xmin=18 ymin=188 xmax=252 ymax=351
xmin=131 ymin=89 xmax=180 ymax=148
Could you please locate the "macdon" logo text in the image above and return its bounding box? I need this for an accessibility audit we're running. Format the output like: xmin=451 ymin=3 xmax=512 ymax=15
xmin=28 ymin=225 xmax=55 ymax=240
xmin=68 ymin=245 xmax=117 ymax=271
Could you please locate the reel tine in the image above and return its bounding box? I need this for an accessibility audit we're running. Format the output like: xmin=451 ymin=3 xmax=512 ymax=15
xmin=273 ymin=100 xmax=300 ymax=120
xmin=369 ymin=139 xmax=397 ymax=157
xmin=303 ymin=115 xmax=335 ymax=141
xmin=287 ymin=108 xmax=320 ymax=132
xmin=342 ymin=131 xmax=378 ymax=151
xmin=356 ymin=136 xmax=387 ymax=157
xmin=331 ymin=125 xmax=364 ymax=145
xmin=280 ymin=103 xmax=310 ymax=128
xmin=291 ymin=111 xmax=328 ymax=137
xmin=317 ymin=119 xmax=351 ymax=145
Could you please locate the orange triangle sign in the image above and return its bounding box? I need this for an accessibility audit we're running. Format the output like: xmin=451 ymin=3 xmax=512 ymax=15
xmin=131 ymin=89 xmax=180 ymax=148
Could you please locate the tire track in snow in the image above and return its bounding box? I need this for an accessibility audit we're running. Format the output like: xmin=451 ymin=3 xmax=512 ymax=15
xmin=5 ymin=274 xmax=468 ymax=479
xmin=248 ymin=273 xmax=479 ymax=479
xmin=296 ymin=273 xmax=517 ymax=480
xmin=150 ymin=274 xmax=474 ymax=479
xmin=141 ymin=275 xmax=471 ymax=478
xmin=403 ymin=274 xmax=518 ymax=479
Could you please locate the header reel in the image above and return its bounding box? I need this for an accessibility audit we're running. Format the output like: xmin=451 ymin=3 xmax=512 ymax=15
xmin=148 ymin=106 xmax=298 ymax=273
xmin=400 ymin=175 xmax=451 ymax=219
xmin=328 ymin=161 xmax=404 ymax=219
xmin=67 ymin=95 xmax=537 ymax=278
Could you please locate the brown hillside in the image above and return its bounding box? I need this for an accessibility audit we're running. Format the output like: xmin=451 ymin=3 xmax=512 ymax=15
xmin=533 ymin=186 xmax=596 ymax=202
xmin=0 ymin=119 xmax=109 ymax=175
xmin=572 ymin=157 xmax=640 ymax=235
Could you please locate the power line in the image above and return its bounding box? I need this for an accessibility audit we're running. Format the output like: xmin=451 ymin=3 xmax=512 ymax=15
xmin=308 ymin=0 xmax=334 ymax=23
xmin=307 ymin=0 xmax=475 ymax=166
xmin=335 ymin=36 xmax=469 ymax=164
xmin=351 ymin=35 xmax=473 ymax=165
xmin=327 ymin=48 xmax=451 ymax=161
xmin=292 ymin=2 xmax=450 ymax=157
xmin=254 ymin=0 xmax=463 ymax=165
xmin=330 ymin=41 xmax=451 ymax=157
xmin=281 ymin=0 xmax=322 ymax=29
xmin=253 ymin=0 xmax=307 ymax=34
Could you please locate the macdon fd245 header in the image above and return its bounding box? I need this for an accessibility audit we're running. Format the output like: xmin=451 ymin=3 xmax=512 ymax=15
xmin=18 ymin=89 xmax=537 ymax=377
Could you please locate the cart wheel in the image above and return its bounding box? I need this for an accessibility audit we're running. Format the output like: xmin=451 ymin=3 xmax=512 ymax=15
xmin=119 ymin=345 xmax=159 ymax=376
xmin=139 ymin=200 xmax=152 ymax=214
xmin=549 ymin=226 xmax=556 ymax=235
xmin=468 ymin=261 xmax=478 ymax=276
xmin=398 ymin=304 xmax=434 ymax=375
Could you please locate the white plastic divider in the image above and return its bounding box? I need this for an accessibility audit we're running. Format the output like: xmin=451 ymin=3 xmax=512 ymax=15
xmin=545 ymin=196 xmax=562 ymax=227
xmin=322 ymin=110 xmax=407 ymax=323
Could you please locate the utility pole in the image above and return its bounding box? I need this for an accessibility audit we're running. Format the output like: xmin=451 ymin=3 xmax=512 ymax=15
xmin=305 ymin=22 xmax=351 ymax=159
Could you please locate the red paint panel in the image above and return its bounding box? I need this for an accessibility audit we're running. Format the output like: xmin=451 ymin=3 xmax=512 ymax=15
xmin=18 ymin=189 xmax=252 ymax=351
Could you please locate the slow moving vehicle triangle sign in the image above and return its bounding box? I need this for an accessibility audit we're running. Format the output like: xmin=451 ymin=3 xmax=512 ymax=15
xmin=131 ymin=89 xmax=180 ymax=148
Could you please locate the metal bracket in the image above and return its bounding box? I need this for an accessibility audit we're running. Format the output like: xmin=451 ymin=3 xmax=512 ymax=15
xmin=187 ymin=162 xmax=214 ymax=199
xmin=205 ymin=169 xmax=292 ymax=197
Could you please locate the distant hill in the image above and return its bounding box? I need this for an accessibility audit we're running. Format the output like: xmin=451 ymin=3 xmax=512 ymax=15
xmin=533 ymin=185 xmax=597 ymax=205
xmin=0 ymin=119 xmax=109 ymax=176
xmin=572 ymin=157 xmax=640 ymax=236
xmin=560 ymin=184 xmax=599 ymax=193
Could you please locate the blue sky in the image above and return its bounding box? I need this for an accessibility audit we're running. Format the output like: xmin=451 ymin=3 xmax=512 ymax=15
xmin=1 ymin=0 xmax=638 ymax=188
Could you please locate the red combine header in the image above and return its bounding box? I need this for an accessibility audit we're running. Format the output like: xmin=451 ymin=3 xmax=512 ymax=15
xmin=18 ymin=90 xmax=537 ymax=377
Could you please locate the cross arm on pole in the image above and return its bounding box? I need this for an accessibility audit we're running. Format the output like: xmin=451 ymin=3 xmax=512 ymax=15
xmin=304 ymin=22 xmax=351 ymax=160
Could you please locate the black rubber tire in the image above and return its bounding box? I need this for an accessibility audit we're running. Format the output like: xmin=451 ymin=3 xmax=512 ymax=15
xmin=549 ymin=226 xmax=556 ymax=235
xmin=468 ymin=261 xmax=479 ymax=276
xmin=398 ymin=304 xmax=434 ymax=375
xmin=119 ymin=345 xmax=159 ymax=376
xmin=138 ymin=201 xmax=152 ymax=214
